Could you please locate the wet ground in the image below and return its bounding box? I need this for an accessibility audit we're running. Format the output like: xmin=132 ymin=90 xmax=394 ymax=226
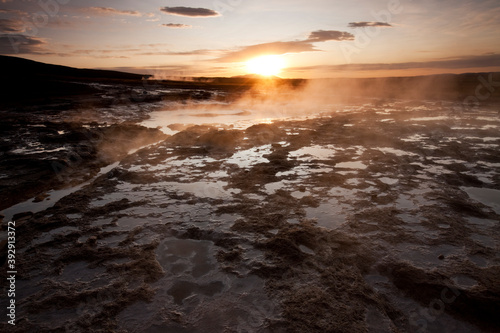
xmin=1 ymin=95 xmax=500 ymax=332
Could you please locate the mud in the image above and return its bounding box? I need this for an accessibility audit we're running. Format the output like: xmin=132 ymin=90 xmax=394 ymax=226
xmin=1 ymin=97 xmax=500 ymax=332
xmin=0 ymin=104 xmax=168 ymax=211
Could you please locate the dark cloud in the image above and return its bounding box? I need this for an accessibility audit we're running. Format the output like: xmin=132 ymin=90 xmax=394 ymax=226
xmin=348 ymin=22 xmax=393 ymax=28
xmin=160 ymin=7 xmax=220 ymax=17
xmin=0 ymin=8 xmax=28 ymax=16
xmin=85 ymin=7 xmax=142 ymax=16
xmin=216 ymin=30 xmax=354 ymax=62
xmin=289 ymin=54 xmax=500 ymax=72
xmin=0 ymin=34 xmax=45 ymax=54
xmin=307 ymin=30 xmax=355 ymax=42
xmin=162 ymin=23 xmax=192 ymax=29
xmin=0 ymin=18 xmax=24 ymax=33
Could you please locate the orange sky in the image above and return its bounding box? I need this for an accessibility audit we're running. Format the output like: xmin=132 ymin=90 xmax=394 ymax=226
xmin=1 ymin=0 xmax=499 ymax=78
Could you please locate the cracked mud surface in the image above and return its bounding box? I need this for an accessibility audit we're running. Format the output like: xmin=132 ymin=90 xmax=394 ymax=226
xmin=1 ymin=99 xmax=500 ymax=332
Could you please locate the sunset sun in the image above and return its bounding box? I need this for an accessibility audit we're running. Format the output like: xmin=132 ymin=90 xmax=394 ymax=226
xmin=245 ymin=55 xmax=285 ymax=76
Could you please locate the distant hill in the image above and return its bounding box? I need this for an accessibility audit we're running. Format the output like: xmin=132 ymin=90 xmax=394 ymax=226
xmin=0 ymin=55 xmax=498 ymax=107
xmin=0 ymin=56 xmax=152 ymax=105
xmin=0 ymin=55 xmax=149 ymax=81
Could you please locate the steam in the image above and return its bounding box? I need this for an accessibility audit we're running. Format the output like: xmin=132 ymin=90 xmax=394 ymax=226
xmin=141 ymin=73 xmax=466 ymax=136
xmin=227 ymin=75 xmax=458 ymax=120
xmin=132 ymin=70 xmax=497 ymax=138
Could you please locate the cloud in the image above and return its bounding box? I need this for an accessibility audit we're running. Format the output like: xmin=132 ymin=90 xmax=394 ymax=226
xmin=216 ymin=41 xmax=316 ymax=62
xmin=216 ymin=30 xmax=354 ymax=62
xmin=0 ymin=34 xmax=46 ymax=54
xmin=84 ymin=7 xmax=142 ymax=16
xmin=167 ymin=49 xmax=214 ymax=56
xmin=136 ymin=49 xmax=215 ymax=56
xmin=162 ymin=23 xmax=193 ymax=29
xmin=307 ymin=30 xmax=355 ymax=42
xmin=348 ymin=22 xmax=393 ymax=28
xmin=160 ymin=7 xmax=220 ymax=17
xmin=0 ymin=18 xmax=24 ymax=33
xmin=289 ymin=54 xmax=500 ymax=72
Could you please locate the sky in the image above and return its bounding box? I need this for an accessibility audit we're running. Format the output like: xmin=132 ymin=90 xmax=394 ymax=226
xmin=0 ymin=0 xmax=499 ymax=78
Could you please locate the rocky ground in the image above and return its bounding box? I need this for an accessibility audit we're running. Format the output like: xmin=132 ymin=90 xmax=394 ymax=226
xmin=1 ymin=96 xmax=500 ymax=332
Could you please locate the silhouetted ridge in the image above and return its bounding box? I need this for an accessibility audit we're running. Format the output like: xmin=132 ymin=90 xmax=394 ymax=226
xmin=0 ymin=55 xmax=149 ymax=81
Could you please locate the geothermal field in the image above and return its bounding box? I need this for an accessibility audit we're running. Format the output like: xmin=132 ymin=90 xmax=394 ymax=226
xmin=1 ymin=66 xmax=500 ymax=332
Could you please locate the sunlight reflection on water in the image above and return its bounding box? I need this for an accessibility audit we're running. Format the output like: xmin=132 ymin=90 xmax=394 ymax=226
xmin=141 ymin=105 xmax=326 ymax=135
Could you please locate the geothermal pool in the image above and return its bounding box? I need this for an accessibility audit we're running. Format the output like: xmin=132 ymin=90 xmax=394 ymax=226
xmin=1 ymin=99 xmax=499 ymax=332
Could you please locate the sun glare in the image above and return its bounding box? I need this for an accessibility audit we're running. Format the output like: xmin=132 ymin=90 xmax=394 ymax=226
xmin=245 ymin=55 xmax=285 ymax=76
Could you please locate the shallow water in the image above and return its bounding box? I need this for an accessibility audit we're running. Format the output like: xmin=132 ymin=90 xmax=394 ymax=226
xmin=0 ymin=161 xmax=120 ymax=221
xmin=462 ymin=187 xmax=500 ymax=214
xmin=335 ymin=161 xmax=367 ymax=170
xmin=141 ymin=105 xmax=326 ymax=135
xmin=3 ymin=101 xmax=500 ymax=332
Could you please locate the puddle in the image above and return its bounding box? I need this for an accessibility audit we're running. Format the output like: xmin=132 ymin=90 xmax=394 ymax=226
xmin=98 ymin=233 xmax=129 ymax=246
xmin=470 ymin=234 xmax=496 ymax=248
xmin=1 ymin=161 xmax=120 ymax=221
xmin=462 ymin=187 xmax=500 ymax=214
xmin=299 ymin=245 xmax=315 ymax=255
xmin=115 ymin=217 xmax=144 ymax=231
xmin=380 ymin=177 xmax=399 ymax=185
xmin=142 ymin=105 xmax=323 ymax=135
xmin=365 ymin=305 xmax=393 ymax=332
xmin=32 ymin=226 xmax=80 ymax=246
xmin=171 ymin=181 xmax=241 ymax=199
xmin=401 ymin=134 xmax=428 ymax=142
xmin=90 ymin=218 xmax=113 ymax=227
xmin=335 ymin=161 xmax=367 ymax=170
xmin=289 ymin=145 xmax=337 ymax=161
xmin=430 ymin=158 xmax=467 ymax=165
xmin=58 ymin=261 xmax=106 ymax=283
xmin=407 ymin=116 xmax=450 ymax=122
xmin=11 ymin=147 xmax=67 ymax=155
xmin=291 ymin=190 xmax=311 ymax=199
xmin=468 ymin=255 xmax=490 ymax=268
xmin=168 ymin=280 xmax=225 ymax=305
xmin=156 ymin=238 xmax=219 ymax=281
xmin=466 ymin=217 xmax=497 ymax=228
xmin=226 ymin=145 xmax=272 ymax=168
xmin=377 ymin=147 xmax=418 ymax=157
xmin=329 ymin=187 xmax=357 ymax=198
xmin=264 ymin=181 xmax=285 ymax=194
xmin=306 ymin=200 xmax=346 ymax=229
xmin=396 ymin=243 xmax=462 ymax=269
xmin=395 ymin=195 xmax=414 ymax=210
xmin=412 ymin=162 xmax=454 ymax=176
xmin=115 ymin=237 xmax=281 ymax=332
xmin=451 ymin=275 xmax=478 ymax=289
xmin=277 ymin=165 xmax=333 ymax=177
xmin=92 ymin=180 xmax=240 ymax=208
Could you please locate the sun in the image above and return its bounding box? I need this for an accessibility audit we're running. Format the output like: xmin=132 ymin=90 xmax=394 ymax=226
xmin=245 ymin=55 xmax=285 ymax=76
